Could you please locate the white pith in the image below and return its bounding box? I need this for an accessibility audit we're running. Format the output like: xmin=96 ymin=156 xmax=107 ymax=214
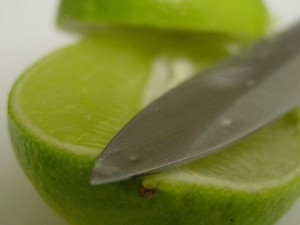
xmin=142 ymin=56 xmax=196 ymax=107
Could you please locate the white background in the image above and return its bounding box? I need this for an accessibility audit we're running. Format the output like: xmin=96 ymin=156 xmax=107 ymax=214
xmin=1 ymin=0 xmax=300 ymax=224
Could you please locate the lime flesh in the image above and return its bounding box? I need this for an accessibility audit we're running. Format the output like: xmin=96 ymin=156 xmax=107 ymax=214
xmin=57 ymin=0 xmax=269 ymax=40
xmin=8 ymin=30 xmax=300 ymax=225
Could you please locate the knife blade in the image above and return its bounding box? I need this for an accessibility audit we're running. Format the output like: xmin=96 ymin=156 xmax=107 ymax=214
xmin=91 ymin=22 xmax=300 ymax=185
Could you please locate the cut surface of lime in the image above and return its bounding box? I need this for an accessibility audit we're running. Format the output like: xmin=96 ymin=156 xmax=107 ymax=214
xmin=57 ymin=0 xmax=269 ymax=40
xmin=8 ymin=30 xmax=300 ymax=225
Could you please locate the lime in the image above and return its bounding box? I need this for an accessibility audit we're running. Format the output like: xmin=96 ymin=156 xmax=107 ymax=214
xmin=57 ymin=0 xmax=269 ymax=40
xmin=8 ymin=30 xmax=300 ymax=225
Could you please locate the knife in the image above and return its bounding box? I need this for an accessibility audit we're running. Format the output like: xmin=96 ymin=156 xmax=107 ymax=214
xmin=91 ymin=22 xmax=300 ymax=185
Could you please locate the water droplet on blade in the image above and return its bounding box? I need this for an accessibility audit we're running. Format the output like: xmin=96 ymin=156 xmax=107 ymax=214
xmin=129 ymin=155 xmax=139 ymax=162
xmin=245 ymin=79 xmax=255 ymax=86
xmin=220 ymin=118 xmax=232 ymax=126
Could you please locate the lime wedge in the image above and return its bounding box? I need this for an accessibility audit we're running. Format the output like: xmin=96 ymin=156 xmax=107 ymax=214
xmin=8 ymin=30 xmax=300 ymax=225
xmin=57 ymin=0 xmax=269 ymax=40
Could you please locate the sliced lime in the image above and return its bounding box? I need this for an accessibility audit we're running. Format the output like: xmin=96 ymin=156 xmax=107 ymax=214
xmin=57 ymin=0 xmax=269 ymax=40
xmin=8 ymin=30 xmax=300 ymax=225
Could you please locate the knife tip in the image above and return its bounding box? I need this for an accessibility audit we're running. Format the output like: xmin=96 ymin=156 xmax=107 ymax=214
xmin=90 ymin=158 xmax=130 ymax=186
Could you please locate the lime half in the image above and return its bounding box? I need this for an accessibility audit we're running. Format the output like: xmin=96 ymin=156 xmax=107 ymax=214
xmin=8 ymin=30 xmax=300 ymax=225
xmin=57 ymin=0 xmax=269 ymax=40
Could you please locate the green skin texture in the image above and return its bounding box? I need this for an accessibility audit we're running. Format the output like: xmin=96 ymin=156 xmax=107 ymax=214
xmin=8 ymin=30 xmax=300 ymax=225
xmin=8 ymin=117 xmax=300 ymax=225
xmin=57 ymin=0 xmax=269 ymax=40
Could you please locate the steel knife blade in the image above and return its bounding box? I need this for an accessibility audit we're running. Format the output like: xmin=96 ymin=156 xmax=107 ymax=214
xmin=91 ymin=22 xmax=300 ymax=185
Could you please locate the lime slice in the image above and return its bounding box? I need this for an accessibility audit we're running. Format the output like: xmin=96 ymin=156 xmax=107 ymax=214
xmin=8 ymin=30 xmax=300 ymax=225
xmin=57 ymin=0 xmax=269 ymax=40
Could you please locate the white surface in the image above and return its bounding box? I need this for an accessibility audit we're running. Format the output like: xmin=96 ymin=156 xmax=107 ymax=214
xmin=1 ymin=0 xmax=300 ymax=224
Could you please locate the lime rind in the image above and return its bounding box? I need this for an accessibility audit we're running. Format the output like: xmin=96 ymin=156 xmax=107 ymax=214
xmin=143 ymin=164 xmax=300 ymax=192
xmin=9 ymin=113 xmax=300 ymax=225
